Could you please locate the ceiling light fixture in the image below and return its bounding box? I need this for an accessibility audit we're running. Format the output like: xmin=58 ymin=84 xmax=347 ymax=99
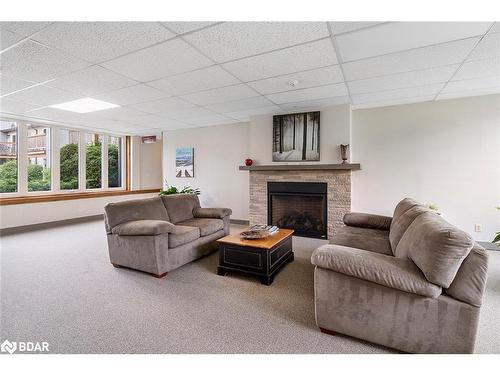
xmin=50 ymin=97 xmax=119 ymax=113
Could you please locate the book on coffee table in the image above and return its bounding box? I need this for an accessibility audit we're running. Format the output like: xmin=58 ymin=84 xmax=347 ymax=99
xmin=250 ymin=224 xmax=279 ymax=234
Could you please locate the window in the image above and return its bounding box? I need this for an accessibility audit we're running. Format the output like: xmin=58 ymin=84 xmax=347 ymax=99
xmin=60 ymin=129 xmax=79 ymax=190
xmin=108 ymin=136 xmax=122 ymax=188
xmin=85 ymin=133 xmax=103 ymax=189
xmin=0 ymin=120 xmax=18 ymax=193
xmin=27 ymin=124 xmax=51 ymax=192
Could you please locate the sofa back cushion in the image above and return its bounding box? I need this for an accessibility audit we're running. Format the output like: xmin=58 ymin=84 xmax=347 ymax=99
xmin=104 ymin=197 xmax=169 ymax=230
xmin=389 ymin=198 xmax=429 ymax=256
xmin=396 ymin=211 xmax=474 ymax=288
xmin=161 ymin=194 xmax=201 ymax=224
xmin=445 ymin=243 xmax=489 ymax=307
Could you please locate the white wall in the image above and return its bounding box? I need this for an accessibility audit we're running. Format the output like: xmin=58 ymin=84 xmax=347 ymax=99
xmin=163 ymin=122 xmax=250 ymax=220
xmin=351 ymin=94 xmax=500 ymax=241
xmin=130 ymin=136 xmax=163 ymax=190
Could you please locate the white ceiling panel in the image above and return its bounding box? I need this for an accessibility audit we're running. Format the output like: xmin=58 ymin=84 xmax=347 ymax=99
xmin=336 ymin=22 xmax=491 ymax=62
xmin=353 ymin=95 xmax=435 ymax=109
xmin=147 ymin=65 xmax=239 ymax=96
xmin=352 ymin=84 xmax=444 ymax=105
xmin=130 ymin=97 xmax=196 ymax=115
xmin=5 ymin=84 xmax=81 ymax=106
xmin=94 ymin=84 xmax=169 ymax=106
xmin=348 ymin=65 xmax=458 ymax=95
xmin=489 ymin=23 xmax=500 ymax=34
xmin=0 ymin=98 xmax=41 ymax=114
xmin=0 ymin=22 xmax=52 ymax=37
xmin=206 ymin=96 xmax=274 ymax=113
xmin=181 ymin=84 xmax=257 ymax=106
xmin=0 ymin=74 xmax=36 ymax=96
xmin=167 ymin=106 xmax=217 ymax=120
xmin=0 ymin=40 xmax=90 ymax=83
xmin=47 ymin=66 xmax=138 ymax=96
xmin=1 ymin=27 xmax=25 ymax=51
xmin=248 ymin=65 xmax=343 ymax=95
xmin=279 ymin=96 xmax=351 ymax=111
xmin=26 ymin=107 xmax=101 ymax=126
xmin=32 ymin=22 xmax=175 ymax=63
xmin=162 ymin=22 xmax=219 ymax=35
xmin=266 ymin=83 xmax=348 ymax=104
xmin=225 ymin=105 xmax=281 ymax=121
xmin=184 ymin=114 xmax=237 ymax=126
xmin=223 ymin=39 xmax=337 ymax=82
xmin=342 ymin=37 xmax=479 ymax=81
xmin=437 ymin=87 xmax=500 ymax=101
xmin=101 ymin=38 xmax=213 ymax=82
xmin=329 ymin=22 xmax=385 ymax=35
xmin=97 ymin=107 xmax=162 ymax=125
xmin=441 ymin=76 xmax=500 ymax=93
xmin=453 ymin=57 xmax=500 ymax=81
xmin=467 ymin=32 xmax=500 ymax=61
xmin=184 ymin=22 xmax=329 ymax=63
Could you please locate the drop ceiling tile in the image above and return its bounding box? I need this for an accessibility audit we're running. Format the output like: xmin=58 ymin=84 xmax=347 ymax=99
xmin=467 ymin=32 xmax=500 ymax=61
xmin=0 ymin=40 xmax=90 ymax=83
xmin=266 ymin=83 xmax=348 ymax=104
xmin=206 ymin=96 xmax=274 ymax=113
xmin=279 ymin=96 xmax=351 ymax=111
xmin=97 ymin=107 xmax=158 ymax=125
xmin=0 ymin=98 xmax=41 ymax=114
xmin=1 ymin=27 xmax=25 ymax=51
xmin=352 ymin=95 xmax=435 ymax=109
xmin=248 ymin=65 xmax=343 ymax=94
xmin=101 ymin=38 xmax=213 ymax=82
xmin=351 ymin=84 xmax=444 ymax=105
xmin=441 ymin=76 xmax=500 ymax=93
xmin=184 ymin=114 xmax=237 ymax=126
xmin=26 ymin=107 xmax=98 ymax=126
xmin=223 ymin=39 xmax=337 ymax=82
xmin=181 ymin=84 xmax=257 ymax=106
xmin=225 ymin=105 xmax=281 ymax=121
xmin=130 ymin=97 xmax=196 ymax=115
xmin=5 ymin=85 xmax=81 ymax=106
xmin=0 ymin=74 xmax=37 ymax=96
xmin=329 ymin=22 xmax=385 ymax=35
xmin=348 ymin=65 xmax=458 ymax=95
xmin=342 ymin=37 xmax=479 ymax=81
xmin=147 ymin=65 xmax=240 ymax=96
xmin=489 ymin=22 xmax=500 ymax=34
xmin=336 ymin=22 xmax=491 ymax=62
xmin=184 ymin=22 xmax=329 ymax=63
xmin=94 ymin=84 xmax=169 ymax=106
xmin=437 ymin=87 xmax=500 ymax=100
xmin=162 ymin=22 xmax=219 ymax=34
xmin=47 ymin=66 xmax=138 ymax=96
xmin=167 ymin=107 xmax=218 ymax=120
xmin=32 ymin=22 xmax=175 ymax=63
xmin=453 ymin=57 xmax=500 ymax=81
xmin=0 ymin=22 xmax=52 ymax=37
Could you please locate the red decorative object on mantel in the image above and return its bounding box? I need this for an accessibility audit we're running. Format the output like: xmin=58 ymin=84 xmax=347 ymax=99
xmin=245 ymin=159 xmax=253 ymax=166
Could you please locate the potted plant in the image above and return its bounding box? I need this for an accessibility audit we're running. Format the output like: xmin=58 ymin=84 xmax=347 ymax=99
xmin=159 ymin=183 xmax=200 ymax=196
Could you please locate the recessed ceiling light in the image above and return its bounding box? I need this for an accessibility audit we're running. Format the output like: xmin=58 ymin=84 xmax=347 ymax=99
xmin=50 ymin=97 xmax=119 ymax=113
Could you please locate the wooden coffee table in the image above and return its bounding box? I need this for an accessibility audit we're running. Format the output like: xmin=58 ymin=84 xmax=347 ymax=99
xmin=216 ymin=229 xmax=294 ymax=285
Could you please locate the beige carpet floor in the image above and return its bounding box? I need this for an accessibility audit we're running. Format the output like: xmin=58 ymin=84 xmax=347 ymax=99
xmin=1 ymin=220 xmax=499 ymax=354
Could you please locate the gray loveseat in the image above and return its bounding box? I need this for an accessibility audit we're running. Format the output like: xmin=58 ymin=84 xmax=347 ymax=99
xmin=104 ymin=194 xmax=232 ymax=278
xmin=311 ymin=198 xmax=489 ymax=353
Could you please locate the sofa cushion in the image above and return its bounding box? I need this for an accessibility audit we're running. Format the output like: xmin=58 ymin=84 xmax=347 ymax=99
xmin=161 ymin=194 xmax=200 ymax=224
xmin=390 ymin=198 xmax=429 ymax=256
xmin=168 ymin=225 xmax=200 ymax=248
xmin=111 ymin=220 xmax=175 ymax=236
xmin=311 ymin=244 xmax=442 ymax=298
xmin=331 ymin=226 xmax=392 ymax=255
xmin=445 ymin=243 xmax=489 ymax=307
xmin=193 ymin=207 xmax=232 ymax=219
xmin=179 ymin=217 xmax=224 ymax=237
xmin=104 ymin=197 xmax=169 ymax=230
xmin=397 ymin=212 xmax=474 ymax=288
xmin=343 ymin=212 xmax=392 ymax=230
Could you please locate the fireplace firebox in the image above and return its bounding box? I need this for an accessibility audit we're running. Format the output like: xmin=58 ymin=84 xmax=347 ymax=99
xmin=267 ymin=182 xmax=327 ymax=239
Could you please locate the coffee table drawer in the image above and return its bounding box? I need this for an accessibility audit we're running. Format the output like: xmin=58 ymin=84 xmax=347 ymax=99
xmin=222 ymin=245 xmax=264 ymax=270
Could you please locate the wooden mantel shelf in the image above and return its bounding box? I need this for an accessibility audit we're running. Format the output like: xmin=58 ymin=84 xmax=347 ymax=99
xmin=239 ymin=163 xmax=361 ymax=171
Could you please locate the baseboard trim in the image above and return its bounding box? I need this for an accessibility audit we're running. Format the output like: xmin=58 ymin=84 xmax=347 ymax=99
xmin=0 ymin=215 xmax=104 ymax=236
xmin=230 ymin=219 xmax=250 ymax=225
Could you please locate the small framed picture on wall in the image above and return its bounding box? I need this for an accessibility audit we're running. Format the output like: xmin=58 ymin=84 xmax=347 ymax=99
xmin=175 ymin=147 xmax=194 ymax=178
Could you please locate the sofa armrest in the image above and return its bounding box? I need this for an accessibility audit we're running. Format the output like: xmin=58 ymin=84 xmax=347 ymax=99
xmin=111 ymin=220 xmax=175 ymax=236
xmin=193 ymin=207 xmax=232 ymax=219
xmin=311 ymin=244 xmax=442 ymax=298
xmin=343 ymin=212 xmax=392 ymax=230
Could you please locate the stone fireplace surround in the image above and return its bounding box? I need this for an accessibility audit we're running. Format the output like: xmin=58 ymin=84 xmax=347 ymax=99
xmin=247 ymin=166 xmax=357 ymax=240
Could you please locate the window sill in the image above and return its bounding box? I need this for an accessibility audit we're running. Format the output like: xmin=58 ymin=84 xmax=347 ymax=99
xmin=0 ymin=189 xmax=160 ymax=206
